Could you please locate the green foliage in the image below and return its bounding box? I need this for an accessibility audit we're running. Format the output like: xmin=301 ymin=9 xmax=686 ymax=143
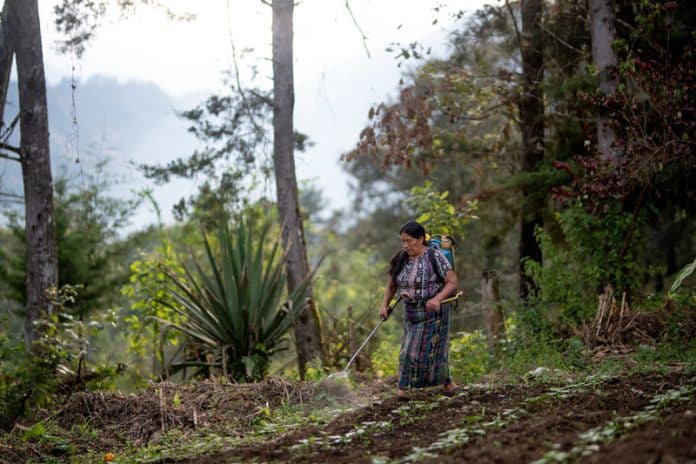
xmin=668 ymin=256 xmax=696 ymax=299
xmin=499 ymin=334 xmax=585 ymax=377
xmin=160 ymin=220 xmax=317 ymax=382
xmin=661 ymin=298 xmax=696 ymax=347
xmin=448 ymin=331 xmax=488 ymax=382
xmin=0 ymin=161 xmax=140 ymax=314
xmin=0 ymin=285 xmax=117 ymax=429
xmin=524 ymin=202 xmax=653 ymax=331
xmin=494 ymin=312 xmax=585 ymax=377
xmin=629 ymin=338 xmax=696 ymax=375
xmin=370 ymin=336 xmax=400 ymax=378
xmin=37 ymin=286 xmax=118 ymax=379
xmin=121 ymin=240 xmax=188 ymax=377
xmin=51 ymin=166 xmax=141 ymax=315
xmin=18 ymin=420 xmax=76 ymax=457
xmin=0 ymin=319 xmax=32 ymax=430
xmin=311 ymin=228 xmax=384 ymax=372
xmin=404 ymin=181 xmax=478 ymax=237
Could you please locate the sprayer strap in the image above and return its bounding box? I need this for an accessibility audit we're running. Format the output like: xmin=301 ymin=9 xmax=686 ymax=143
xmin=427 ymin=248 xmax=445 ymax=284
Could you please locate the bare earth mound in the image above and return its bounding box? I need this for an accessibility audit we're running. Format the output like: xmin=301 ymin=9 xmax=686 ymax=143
xmin=57 ymin=377 xmax=316 ymax=445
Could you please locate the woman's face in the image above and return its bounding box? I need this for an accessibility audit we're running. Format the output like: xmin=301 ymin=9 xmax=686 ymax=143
xmin=400 ymin=232 xmax=424 ymax=257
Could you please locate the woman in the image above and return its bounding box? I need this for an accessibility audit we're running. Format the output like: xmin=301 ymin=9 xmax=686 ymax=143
xmin=379 ymin=221 xmax=459 ymax=399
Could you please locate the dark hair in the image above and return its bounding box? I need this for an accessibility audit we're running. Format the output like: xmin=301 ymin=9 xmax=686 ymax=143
xmin=388 ymin=221 xmax=427 ymax=282
xmin=400 ymin=221 xmax=426 ymax=241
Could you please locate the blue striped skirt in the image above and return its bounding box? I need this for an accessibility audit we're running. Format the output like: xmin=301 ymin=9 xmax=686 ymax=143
xmin=398 ymin=300 xmax=452 ymax=389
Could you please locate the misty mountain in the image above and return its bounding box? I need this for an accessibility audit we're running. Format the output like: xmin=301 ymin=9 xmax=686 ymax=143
xmin=0 ymin=76 xmax=201 ymax=225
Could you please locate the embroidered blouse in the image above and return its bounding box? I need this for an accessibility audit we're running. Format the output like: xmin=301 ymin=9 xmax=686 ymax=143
xmin=395 ymin=249 xmax=452 ymax=302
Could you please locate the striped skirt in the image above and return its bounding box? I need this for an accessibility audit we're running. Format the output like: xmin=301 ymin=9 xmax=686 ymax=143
xmin=398 ymin=301 xmax=452 ymax=389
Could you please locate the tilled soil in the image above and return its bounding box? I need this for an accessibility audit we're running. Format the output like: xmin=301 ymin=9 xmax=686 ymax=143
xmin=436 ymin=374 xmax=678 ymax=463
xmin=179 ymin=372 xmax=694 ymax=464
xmin=581 ymin=407 xmax=696 ymax=464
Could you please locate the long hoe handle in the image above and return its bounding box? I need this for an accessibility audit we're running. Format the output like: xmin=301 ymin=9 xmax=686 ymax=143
xmin=341 ymin=292 xmax=463 ymax=373
xmin=343 ymin=296 xmax=402 ymax=372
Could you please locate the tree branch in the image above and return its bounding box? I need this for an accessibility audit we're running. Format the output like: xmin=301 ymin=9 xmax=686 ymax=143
xmin=504 ymin=0 xmax=523 ymax=54
xmin=0 ymin=0 xmax=14 ymax=120
xmin=541 ymin=24 xmax=585 ymax=55
xmin=247 ymin=88 xmax=274 ymax=106
xmin=0 ymin=191 xmax=23 ymax=202
xmin=344 ymin=0 xmax=371 ymax=58
xmin=1 ymin=114 xmax=20 ymax=142
xmin=226 ymin=0 xmax=266 ymax=134
xmin=0 ymin=142 xmax=21 ymax=156
xmin=0 ymin=151 xmax=20 ymax=162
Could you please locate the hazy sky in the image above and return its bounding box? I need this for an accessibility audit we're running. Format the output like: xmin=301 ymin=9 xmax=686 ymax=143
xmin=34 ymin=0 xmax=488 ymax=224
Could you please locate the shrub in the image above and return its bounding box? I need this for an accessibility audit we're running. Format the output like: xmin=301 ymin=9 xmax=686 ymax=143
xmin=371 ymin=337 xmax=400 ymax=379
xmin=0 ymin=285 xmax=116 ymax=429
xmin=525 ymin=202 xmax=654 ymax=333
xmin=159 ymin=220 xmax=317 ymax=382
xmin=448 ymin=331 xmax=489 ymax=382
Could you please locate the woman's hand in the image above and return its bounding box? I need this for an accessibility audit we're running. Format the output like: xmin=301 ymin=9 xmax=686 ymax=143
xmin=425 ymin=297 xmax=441 ymax=312
xmin=379 ymin=305 xmax=390 ymax=321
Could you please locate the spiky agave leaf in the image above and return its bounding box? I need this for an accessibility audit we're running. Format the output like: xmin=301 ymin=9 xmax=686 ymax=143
xmin=161 ymin=219 xmax=317 ymax=381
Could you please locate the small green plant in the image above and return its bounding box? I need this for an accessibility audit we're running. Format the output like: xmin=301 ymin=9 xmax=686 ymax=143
xmin=396 ymin=405 xmax=526 ymax=462
xmin=121 ymin=240 xmax=188 ymax=377
xmin=322 ymin=420 xmax=394 ymax=448
xmin=532 ymin=384 xmax=695 ymax=464
xmin=392 ymin=373 xmax=617 ymax=463
xmin=254 ymin=403 xmax=345 ymax=437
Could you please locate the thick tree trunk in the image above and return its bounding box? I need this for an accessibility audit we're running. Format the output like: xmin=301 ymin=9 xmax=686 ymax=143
xmin=518 ymin=0 xmax=544 ymax=300
xmin=0 ymin=1 xmax=14 ymax=122
xmin=589 ymin=0 xmax=619 ymax=164
xmin=4 ymin=0 xmax=58 ymax=352
xmin=272 ymin=0 xmax=322 ymax=378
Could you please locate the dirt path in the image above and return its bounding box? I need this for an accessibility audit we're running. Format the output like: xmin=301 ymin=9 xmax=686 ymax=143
xmin=176 ymin=372 xmax=694 ymax=464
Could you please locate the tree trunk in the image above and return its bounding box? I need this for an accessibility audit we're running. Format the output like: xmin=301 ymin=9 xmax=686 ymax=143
xmin=481 ymin=270 xmax=505 ymax=352
xmin=518 ymin=0 xmax=545 ymax=300
xmin=272 ymin=0 xmax=322 ymax=378
xmin=4 ymin=0 xmax=58 ymax=352
xmin=0 ymin=0 xmax=14 ymax=123
xmin=589 ymin=0 xmax=619 ymax=164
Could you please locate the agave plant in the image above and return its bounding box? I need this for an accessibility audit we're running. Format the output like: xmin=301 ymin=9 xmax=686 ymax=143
xmin=158 ymin=221 xmax=315 ymax=382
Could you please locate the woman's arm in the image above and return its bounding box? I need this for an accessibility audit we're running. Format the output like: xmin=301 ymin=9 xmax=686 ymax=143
xmin=426 ymin=270 xmax=458 ymax=311
xmin=379 ymin=278 xmax=397 ymax=320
